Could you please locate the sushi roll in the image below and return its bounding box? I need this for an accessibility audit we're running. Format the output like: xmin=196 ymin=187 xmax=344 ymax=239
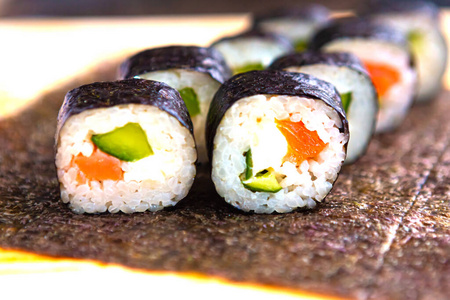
xmin=309 ymin=18 xmax=416 ymax=133
xmin=119 ymin=46 xmax=231 ymax=162
xmin=253 ymin=4 xmax=331 ymax=51
xmin=269 ymin=51 xmax=378 ymax=164
xmin=359 ymin=0 xmax=447 ymax=102
xmin=55 ymin=79 xmax=197 ymax=214
xmin=206 ymin=71 xmax=349 ymax=214
xmin=211 ymin=30 xmax=294 ymax=75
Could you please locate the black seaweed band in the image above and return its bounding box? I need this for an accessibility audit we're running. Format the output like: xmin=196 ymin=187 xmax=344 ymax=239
xmin=119 ymin=46 xmax=231 ymax=84
xmin=57 ymin=79 xmax=194 ymax=141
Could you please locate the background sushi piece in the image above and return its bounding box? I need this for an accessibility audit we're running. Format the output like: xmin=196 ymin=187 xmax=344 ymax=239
xmin=309 ymin=17 xmax=416 ymax=133
xmin=269 ymin=51 xmax=378 ymax=164
xmin=56 ymin=79 xmax=197 ymax=213
xmin=359 ymin=0 xmax=448 ymax=102
xmin=206 ymin=70 xmax=348 ymax=213
xmin=210 ymin=30 xmax=294 ymax=75
xmin=119 ymin=46 xmax=231 ymax=162
xmin=252 ymin=4 xmax=331 ymax=52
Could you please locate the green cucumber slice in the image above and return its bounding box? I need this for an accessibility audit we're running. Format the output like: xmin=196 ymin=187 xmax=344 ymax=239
xmin=243 ymin=149 xmax=253 ymax=180
xmin=240 ymin=149 xmax=282 ymax=193
xmin=340 ymin=92 xmax=353 ymax=114
xmin=242 ymin=169 xmax=283 ymax=193
xmin=178 ymin=87 xmax=201 ymax=117
xmin=233 ymin=62 xmax=265 ymax=75
xmin=91 ymin=122 xmax=153 ymax=162
xmin=294 ymin=39 xmax=308 ymax=52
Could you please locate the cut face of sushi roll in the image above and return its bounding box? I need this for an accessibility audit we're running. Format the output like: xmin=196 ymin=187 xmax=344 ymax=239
xmin=55 ymin=79 xmax=197 ymax=214
xmin=206 ymin=71 xmax=348 ymax=214
xmin=211 ymin=30 xmax=294 ymax=75
xmin=253 ymin=5 xmax=331 ymax=51
xmin=269 ymin=52 xmax=378 ymax=164
xmin=119 ymin=46 xmax=230 ymax=162
xmin=310 ymin=18 xmax=416 ymax=133
xmin=360 ymin=0 xmax=447 ymax=102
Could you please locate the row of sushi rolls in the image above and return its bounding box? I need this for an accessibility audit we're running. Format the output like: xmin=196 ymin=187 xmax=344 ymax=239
xmin=55 ymin=0 xmax=447 ymax=214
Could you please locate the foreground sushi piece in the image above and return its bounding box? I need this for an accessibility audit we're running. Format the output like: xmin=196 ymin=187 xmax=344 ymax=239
xmin=206 ymin=71 xmax=349 ymax=213
xmin=310 ymin=18 xmax=416 ymax=132
xmin=55 ymin=79 xmax=197 ymax=214
xmin=211 ymin=30 xmax=294 ymax=75
xmin=253 ymin=4 xmax=331 ymax=51
xmin=269 ymin=51 xmax=377 ymax=164
xmin=360 ymin=0 xmax=447 ymax=102
xmin=119 ymin=46 xmax=230 ymax=162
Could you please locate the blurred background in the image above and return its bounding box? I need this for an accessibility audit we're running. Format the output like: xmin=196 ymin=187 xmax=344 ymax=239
xmin=0 ymin=0 xmax=449 ymax=17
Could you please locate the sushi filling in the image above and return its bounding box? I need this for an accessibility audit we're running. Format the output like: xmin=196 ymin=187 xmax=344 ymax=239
xmin=211 ymin=95 xmax=347 ymax=214
xmin=56 ymin=104 xmax=197 ymax=214
xmin=240 ymin=118 xmax=328 ymax=193
xmin=72 ymin=122 xmax=153 ymax=182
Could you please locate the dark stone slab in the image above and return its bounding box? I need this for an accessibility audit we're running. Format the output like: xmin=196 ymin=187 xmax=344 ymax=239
xmin=0 ymin=62 xmax=448 ymax=299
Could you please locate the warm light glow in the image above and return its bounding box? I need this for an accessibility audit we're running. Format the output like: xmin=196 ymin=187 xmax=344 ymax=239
xmin=0 ymin=15 xmax=250 ymax=118
xmin=0 ymin=248 xmax=347 ymax=300
xmin=441 ymin=11 xmax=450 ymax=90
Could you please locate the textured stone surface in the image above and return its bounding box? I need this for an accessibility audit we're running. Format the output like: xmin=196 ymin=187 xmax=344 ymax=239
xmin=0 ymin=67 xmax=448 ymax=299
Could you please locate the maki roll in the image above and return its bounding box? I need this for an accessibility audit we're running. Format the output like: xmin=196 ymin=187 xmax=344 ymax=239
xmin=269 ymin=51 xmax=377 ymax=164
xmin=206 ymin=71 xmax=349 ymax=213
xmin=253 ymin=4 xmax=331 ymax=51
xmin=55 ymin=79 xmax=197 ymax=214
xmin=310 ymin=18 xmax=416 ymax=132
xmin=211 ymin=30 xmax=294 ymax=75
xmin=119 ymin=46 xmax=231 ymax=162
xmin=360 ymin=0 xmax=447 ymax=102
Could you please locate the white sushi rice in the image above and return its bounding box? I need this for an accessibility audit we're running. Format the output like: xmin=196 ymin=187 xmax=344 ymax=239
xmin=286 ymin=64 xmax=377 ymax=164
xmin=212 ymin=38 xmax=292 ymax=74
xmin=56 ymin=104 xmax=197 ymax=214
xmin=323 ymin=39 xmax=416 ymax=132
xmin=211 ymin=95 xmax=347 ymax=214
xmin=372 ymin=13 xmax=447 ymax=102
xmin=138 ymin=69 xmax=221 ymax=163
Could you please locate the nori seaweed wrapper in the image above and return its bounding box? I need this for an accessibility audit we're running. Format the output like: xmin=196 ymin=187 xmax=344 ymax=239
xmin=119 ymin=46 xmax=231 ymax=84
xmin=268 ymin=51 xmax=369 ymax=77
xmin=308 ymin=17 xmax=408 ymax=51
xmin=358 ymin=0 xmax=439 ymax=19
xmin=210 ymin=29 xmax=294 ymax=52
xmin=56 ymin=79 xmax=193 ymax=141
xmin=253 ymin=4 xmax=330 ymax=25
xmin=205 ymin=70 xmax=348 ymax=161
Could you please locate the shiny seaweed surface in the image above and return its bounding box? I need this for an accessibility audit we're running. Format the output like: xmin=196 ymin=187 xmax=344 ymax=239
xmin=57 ymin=79 xmax=193 ymax=136
xmin=0 ymin=64 xmax=449 ymax=299
xmin=119 ymin=46 xmax=231 ymax=84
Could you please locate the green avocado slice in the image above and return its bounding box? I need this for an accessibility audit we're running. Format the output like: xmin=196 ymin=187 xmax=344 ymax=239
xmin=340 ymin=92 xmax=353 ymax=114
xmin=91 ymin=122 xmax=153 ymax=162
xmin=178 ymin=87 xmax=201 ymax=117
xmin=233 ymin=62 xmax=265 ymax=75
xmin=240 ymin=149 xmax=282 ymax=193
